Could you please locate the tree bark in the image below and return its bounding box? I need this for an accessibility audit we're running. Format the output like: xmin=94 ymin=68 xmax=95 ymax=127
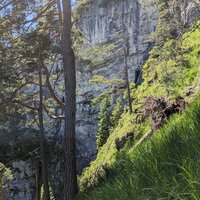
xmin=122 ymin=24 xmax=133 ymax=114
xmin=0 ymin=176 xmax=3 ymax=200
xmin=36 ymin=160 xmax=42 ymax=200
xmin=56 ymin=0 xmax=63 ymax=27
xmin=61 ymin=0 xmax=78 ymax=199
xmin=38 ymin=58 xmax=50 ymax=200
xmin=123 ymin=48 xmax=133 ymax=114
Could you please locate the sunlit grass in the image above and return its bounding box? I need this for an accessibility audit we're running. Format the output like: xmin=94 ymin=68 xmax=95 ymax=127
xmin=78 ymin=93 xmax=200 ymax=200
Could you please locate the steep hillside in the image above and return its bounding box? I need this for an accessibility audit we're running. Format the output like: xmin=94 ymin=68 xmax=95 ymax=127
xmin=79 ymin=91 xmax=200 ymax=200
xmin=74 ymin=0 xmax=200 ymax=174
xmin=74 ymin=0 xmax=158 ymax=167
xmin=0 ymin=0 xmax=199 ymax=199
xmin=78 ymin=20 xmax=200 ymax=198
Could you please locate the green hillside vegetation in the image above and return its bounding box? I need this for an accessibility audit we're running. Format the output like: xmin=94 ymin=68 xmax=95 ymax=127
xmin=79 ymin=91 xmax=200 ymax=200
xmin=77 ymin=21 xmax=200 ymax=199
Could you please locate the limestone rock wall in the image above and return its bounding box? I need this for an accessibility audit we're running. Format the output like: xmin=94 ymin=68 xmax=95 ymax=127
xmin=3 ymin=161 xmax=35 ymax=200
xmin=75 ymin=0 xmax=158 ymax=168
xmin=2 ymin=0 xmax=199 ymax=199
xmin=168 ymin=0 xmax=200 ymax=25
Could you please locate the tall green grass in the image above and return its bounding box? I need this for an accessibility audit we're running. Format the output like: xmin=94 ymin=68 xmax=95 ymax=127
xmin=78 ymin=94 xmax=200 ymax=200
xmin=79 ymin=21 xmax=200 ymax=191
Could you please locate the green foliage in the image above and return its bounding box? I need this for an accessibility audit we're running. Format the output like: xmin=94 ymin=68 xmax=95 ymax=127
xmin=77 ymin=44 xmax=116 ymax=65
xmin=72 ymin=25 xmax=116 ymax=67
xmin=96 ymin=97 xmax=112 ymax=150
xmin=40 ymin=185 xmax=55 ymax=200
xmin=152 ymin=0 xmax=199 ymax=43
xmin=136 ymin=21 xmax=200 ymax=101
xmin=79 ymin=92 xmax=200 ymax=200
xmin=90 ymin=75 xmax=125 ymax=105
xmin=0 ymin=0 xmax=60 ymax=124
xmin=0 ymin=162 xmax=13 ymax=192
xmin=72 ymin=26 xmax=116 ymax=68
xmin=0 ymin=163 xmax=12 ymax=181
xmin=78 ymin=21 xmax=200 ymax=194
xmin=0 ymin=127 xmax=39 ymax=163
xmin=73 ymin=0 xmax=93 ymax=20
xmin=90 ymin=75 xmax=124 ymax=86
xmin=79 ymin=112 xmax=144 ymax=191
xmin=110 ymin=97 xmax=123 ymax=128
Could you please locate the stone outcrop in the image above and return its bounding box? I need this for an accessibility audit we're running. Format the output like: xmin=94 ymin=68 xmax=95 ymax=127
xmin=3 ymin=161 xmax=35 ymax=200
xmin=168 ymin=0 xmax=200 ymax=25
xmin=2 ymin=0 xmax=199 ymax=199
xmin=75 ymin=0 xmax=158 ymax=169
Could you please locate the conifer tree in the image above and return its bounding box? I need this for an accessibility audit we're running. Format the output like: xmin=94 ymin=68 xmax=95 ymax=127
xmin=96 ymin=97 xmax=112 ymax=150
xmin=0 ymin=1 xmax=63 ymax=199
xmin=61 ymin=0 xmax=78 ymax=199
xmin=110 ymin=97 xmax=123 ymax=128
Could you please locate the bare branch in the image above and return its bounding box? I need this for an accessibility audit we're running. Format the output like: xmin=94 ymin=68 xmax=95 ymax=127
xmin=13 ymin=100 xmax=38 ymax=111
xmin=43 ymin=103 xmax=65 ymax=119
xmin=42 ymin=62 xmax=65 ymax=109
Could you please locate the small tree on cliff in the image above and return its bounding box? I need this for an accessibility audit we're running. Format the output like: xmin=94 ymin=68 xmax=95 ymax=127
xmin=122 ymin=23 xmax=133 ymax=114
xmin=110 ymin=97 xmax=123 ymax=128
xmin=96 ymin=97 xmax=112 ymax=150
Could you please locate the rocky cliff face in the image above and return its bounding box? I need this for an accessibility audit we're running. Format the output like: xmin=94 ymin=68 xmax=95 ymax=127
xmin=2 ymin=0 xmax=199 ymax=199
xmin=75 ymin=0 xmax=200 ymax=169
xmin=75 ymin=0 xmax=158 ymax=168
xmin=168 ymin=0 xmax=200 ymax=25
xmin=3 ymin=161 xmax=35 ymax=200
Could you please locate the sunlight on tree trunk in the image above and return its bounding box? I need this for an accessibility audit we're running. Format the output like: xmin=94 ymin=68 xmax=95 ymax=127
xmin=62 ymin=0 xmax=78 ymax=199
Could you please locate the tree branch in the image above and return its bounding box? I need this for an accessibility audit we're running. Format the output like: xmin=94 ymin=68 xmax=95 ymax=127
xmin=13 ymin=100 xmax=38 ymax=111
xmin=42 ymin=63 xmax=65 ymax=109
xmin=43 ymin=103 xmax=65 ymax=119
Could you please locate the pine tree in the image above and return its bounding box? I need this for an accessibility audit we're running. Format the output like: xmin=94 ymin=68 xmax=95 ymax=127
xmin=0 ymin=1 xmax=63 ymax=199
xmin=96 ymin=97 xmax=112 ymax=150
xmin=61 ymin=0 xmax=78 ymax=199
xmin=110 ymin=97 xmax=123 ymax=128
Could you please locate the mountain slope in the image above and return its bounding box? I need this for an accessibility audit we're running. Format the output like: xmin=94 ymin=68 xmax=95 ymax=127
xmin=77 ymin=20 xmax=200 ymax=199
xmin=79 ymin=91 xmax=200 ymax=200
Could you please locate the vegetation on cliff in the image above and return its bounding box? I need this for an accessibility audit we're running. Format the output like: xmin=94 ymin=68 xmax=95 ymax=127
xmin=0 ymin=0 xmax=200 ymax=199
xmin=79 ymin=92 xmax=200 ymax=200
xmin=78 ymin=20 xmax=200 ymax=199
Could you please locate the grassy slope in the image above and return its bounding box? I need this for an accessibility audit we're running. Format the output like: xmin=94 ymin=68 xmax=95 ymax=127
xmin=78 ymin=21 xmax=200 ymax=199
xmin=79 ymin=92 xmax=200 ymax=200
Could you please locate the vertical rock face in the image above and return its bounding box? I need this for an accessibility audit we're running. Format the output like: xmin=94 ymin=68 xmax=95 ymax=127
xmin=1 ymin=1 xmax=199 ymax=199
xmin=76 ymin=0 xmax=157 ymax=45
xmin=75 ymin=0 xmax=158 ymax=169
xmin=3 ymin=161 xmax=35 ymax=200
xmin=168 ymin=0 xmax=200 ymax=25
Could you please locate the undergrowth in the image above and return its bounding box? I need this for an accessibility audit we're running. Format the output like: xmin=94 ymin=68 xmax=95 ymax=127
xmin=78 ymin=91 xmax=200 ymax=200
xmin=78 ymin=21 xmax=200 ymax=194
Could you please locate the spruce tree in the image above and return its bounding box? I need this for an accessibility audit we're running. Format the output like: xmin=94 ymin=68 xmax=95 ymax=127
xmin=61 ymin=0 xmax=78 ymax=199
xmin=96 ymin=97 xmax=112 ymax=150
xmin=110 ymin=97 xmax=123 ymax=128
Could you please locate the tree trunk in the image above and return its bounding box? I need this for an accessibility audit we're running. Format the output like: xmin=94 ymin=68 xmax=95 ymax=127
xmin=61 ymin=0 xmax=78 ymax=199
xmin=56 ymin=0 xmax=63 ymax=27
xmin=36 ymin=160 xmax=42 ymax=200
xmin=123 ymin=48 xmax=133 ymax=114
xmin=122 ymin=24 xmax=133 ymax=114
xmin=38 ymin=60 xmax=50 ymax=200
xmin=0 ymin=176 xmax=3 ymax=200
